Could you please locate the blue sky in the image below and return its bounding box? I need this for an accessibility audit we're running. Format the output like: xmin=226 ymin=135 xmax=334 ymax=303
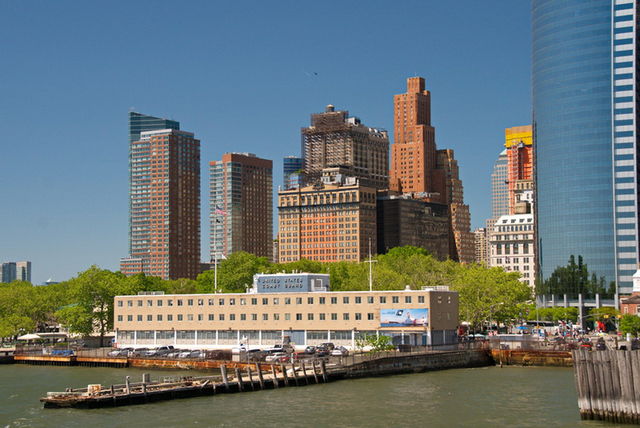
xmin=0 ymin=1 xmax=531 ymax=284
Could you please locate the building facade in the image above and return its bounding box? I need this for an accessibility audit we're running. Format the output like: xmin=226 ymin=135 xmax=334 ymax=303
xmin=113 ymin=274 xmax=459 ymax=350
xmin=283 ymin=156 xmax=305 ymax=190
xmin=0 ymin=262 xmax=16 ymax=283
xmin=121 ymin=128 xmax=200 ymax=280
xmin=473 ymin=228 xmax=488 ymax=265
xmin=533 ymin=0 xmax=639 ymax=297
xmin=278 ymin=172 xmax=377 ymax=263
xmin=15 ymin=261 xmax=31 ymax=282
xmin=301 ymin=105 xmax=389 ymax=190
xmin=209 ymin=153 xmax=273 ymax=261
xmin=377 ymin=195 xmax=450 ymax=260
xmin=489 ymin=214 xmax=535 ymax=288
xmin=505 ymin=125 xmax=533 ymax=214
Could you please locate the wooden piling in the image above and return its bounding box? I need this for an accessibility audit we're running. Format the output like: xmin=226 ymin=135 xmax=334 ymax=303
xmin=290 ymin=364 xmax=299 ymax=386
xmin=246 ymin=367 xmax=255 ymax=391
xmin=281 ymin=364 xmax=289 ymax=386
xmin=320 ymin=360 xmax=328 ymax=383
xmin=311 ymin=360 xmax=319 ymax=384
xmin=271 ymin=365 xmax=279 ymax=388
xmin=125 ymin=376 xmax=131 ymax=394
xmin=301 ymin=362 xmax=309 ymax=385
xmin=235 ymin=368 xmax=243 ymax=392
xmin=256 ymin=363 xmax=265 ymax=389
xmin=220 ymin=365 xmax=230 ymax=391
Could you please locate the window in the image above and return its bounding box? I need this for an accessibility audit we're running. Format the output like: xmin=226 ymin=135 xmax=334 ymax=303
xmin=263 ymin=313 xmax=268 ymax=321
xmin=177 ymin=300 xmax=183 ymax=306
xmin=331 ymin=297 xmax=337 ymax=304
xmin=307 ymin=297 xmax=314 ymax=304
xmin=157 ymin=314 xmax=163 ymax=321
xmin=274 ymin=298 xmax=280 ymax=305
xmin=147 ymin=315 xmax=152 ymax=321
xmin=167 ymin=314 xmax=173 ymax=321
xmin=177 ymin=314 xmax=183 ymax=321
xmin=219 ymin=299 xmax=225 ymax=305
xmin=157 ymin=300 xmax=163 ymax=307
xmin=367 ymin=296 xmax=374 ymax=304
xmin=405 ymin=296 xmax=412 ymax=304
xmin=137 ymin=300 xmax=143 ymax=307
xmin=147 ymin=300 xmax=153 ymax=307
xmin=418 ymin=296 xmax=425 ymax=303
xmin=319 ymin=297 xmax=326 ymax=304
xmin=296 ymin=313 xmax=302 ymax=321
xmin=343 ymin=313 xmax=349 ymax=320
xmin=128 ymin=300 xmax=133 ymax=307
xmin=240 ymin=298 xmax=246 ymax=305
xmin=355 ymin=296 xmax=361 ymax=304
xmin=219 ymin=314 xmax=225 ymax=321
xmin=240 ymin=314 xmax=246 ymax=321
xmin=251 ymin=298 xmax=257 ymax=305
xmin=168 ymin=299 xmax=173 ymax=306
xmin=319 ymin=313 xmax=326 ymax=320
xmin=274 ymin=314 xmax=280 ymax=320
xmin=285 ymin=313 xmax=291 ymax=321
xmin=208 ymin=299 xmax=214 ymax=305
xmin=229 ymin=298 xmax=236 ymax=305
xmin=209 ymin=314 xmax=214 ymax=321
xmin=117 ymin=301 xmax=123 ymax=307
xmin=127 ymin=315 xmax=133 ymax=321
xmin=262 ymin=298 xmax=268 ymax=305
xmin=230 ymin=314 xmax=236 ymax=321
xmin=331 ymin=313 xmax=337 ymax=320
xmin=198 ymin=299 xmax=204 ymax=306
xmin=187 ymin=299 xmax=194 ymax=306
xmin=367 ymin=313 xmax=374 ymax=320
xmin=355 ymin=313 xmax=362 ymax=320
xmin=308 ymin=313 xmax=314 ymax=320
xmin=187 ymin=314 xmax=194 ymax=321
xmin=117 ymin=315 xmax=123 ymax=321
xmin=295 ymin=297 xmax=302 ymax=304
xmin=198 ymin=314 xmax=203 ymax=321
xmin=136 ymin=315 xmax=142 ymax=321
xmin=392 ymin=296 xmax=399 ymax=304
xmin=343 ymin=297 xmax=349 ymax=304
xmin=379 ymin=296 xmax=386 ymax=304
xmin=285 ymin=298 xmax=291 ymax=305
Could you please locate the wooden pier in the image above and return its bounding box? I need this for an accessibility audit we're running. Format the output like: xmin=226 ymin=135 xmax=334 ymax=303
xmin=572 ymin=349 xmax=640 ymax=424
xmin=41 ymin=362 xmax=329 ymax=408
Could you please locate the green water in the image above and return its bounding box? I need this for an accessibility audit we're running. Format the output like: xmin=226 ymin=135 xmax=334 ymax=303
xmin=0 ymin=365 xmax=627 ymax=427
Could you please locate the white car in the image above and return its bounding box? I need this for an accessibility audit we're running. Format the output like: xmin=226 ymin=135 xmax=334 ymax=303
xmin=331 ymin=346 xmax=349 ymax=356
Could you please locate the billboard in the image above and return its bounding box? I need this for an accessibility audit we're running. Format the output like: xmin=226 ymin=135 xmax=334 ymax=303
xmin=380 ymin=308 xmax=429 ymax=327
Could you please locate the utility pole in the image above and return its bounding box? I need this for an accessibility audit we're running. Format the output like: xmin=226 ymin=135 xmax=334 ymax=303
xmin=364 ymin=238 xmax=377 ymax=292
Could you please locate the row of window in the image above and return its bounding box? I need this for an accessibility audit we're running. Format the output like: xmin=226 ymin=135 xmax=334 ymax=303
xmin=118 ymin=312 xmax=379 ymax=323
xmin=118 ymin=294 xmax=430 ymax=308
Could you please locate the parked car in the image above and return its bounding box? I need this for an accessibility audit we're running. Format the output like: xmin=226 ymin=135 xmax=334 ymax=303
xmin=189 ymin=350 xmax=203 ymax=359
xmin=166 ymin=349 xmax=183 ymax=358
xmin=108 ymin=348 xmax=123 ymax=357
xmin=178 ymin=350 xmax=193 ymax=358
xmin=319 ymin=342 xmax=335 ymax=351
xmin=304 ymin=346 xmax=316 ymax=355
xmin=331 ymin=346 xmax=349 ymax=357
xmin=246 ymin=349 xmax=267 ymax=361
xmin=130 ymin=348 xmax=149 ymax=357
xmin=265 ymin=352 xmax=290 ymax=363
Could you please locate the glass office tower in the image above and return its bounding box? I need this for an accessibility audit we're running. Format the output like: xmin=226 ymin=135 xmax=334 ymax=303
xmin=533 ymin=0 xmax=638 ymax=297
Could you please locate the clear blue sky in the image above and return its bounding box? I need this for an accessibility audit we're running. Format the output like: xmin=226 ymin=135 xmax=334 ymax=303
xmin=0 ymin=1 xmax=531 ymax=284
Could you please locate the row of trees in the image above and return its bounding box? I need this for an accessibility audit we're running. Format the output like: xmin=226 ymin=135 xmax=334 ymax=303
xmin=536 ymin=255 xmax=615 ymax=299
xmin=0 ymin=247 xmax=532 ymax=341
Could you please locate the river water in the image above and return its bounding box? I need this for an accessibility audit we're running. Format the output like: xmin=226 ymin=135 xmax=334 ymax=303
xmin=0 ymin=365 xmax=627 ymax=428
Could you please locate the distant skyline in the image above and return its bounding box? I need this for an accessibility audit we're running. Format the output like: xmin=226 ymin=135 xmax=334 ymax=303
xmin=0 ymin=1 xmax=531 ymax=284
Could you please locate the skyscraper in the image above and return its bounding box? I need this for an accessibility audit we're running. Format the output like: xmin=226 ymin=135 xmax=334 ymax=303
xmin=121 ymin=127 xmax=200 ymax=280
xmin=490 ymin=150 xmax=509 ymax=222
xmin=301 ymin=105 xmax=389 ymax=190
xmin=505 ymin=125 xmax=533 ymax=214
xmin=283 ymin=156 xmax=305 ymax=190
xmin=210 ymin=153 xmax=273 ymax=261
xmin=533 ymin=0 xmax=638 ymax=296
xmin=0 ymin=262 xmax=16 ymax=283
xmin=16 ymin=261 xmax=31 ymax=282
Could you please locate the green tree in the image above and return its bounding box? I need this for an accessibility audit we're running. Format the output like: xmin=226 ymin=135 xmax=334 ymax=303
xmin=196 ymin=252 xmax=270 ymax=293
xmin=619 ymin=315 xmax=640 ymax=337
xmin=0 ymin=314 xmax=35 ymax=340
xmin=355 ymin=333 xmax=395 ymax=352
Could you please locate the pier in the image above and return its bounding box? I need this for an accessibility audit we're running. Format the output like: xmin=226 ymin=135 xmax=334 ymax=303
xmin=572 ymin=349 xmax=640 ymax=424
xmin=40 ymin=349 xmax=492 ymax=409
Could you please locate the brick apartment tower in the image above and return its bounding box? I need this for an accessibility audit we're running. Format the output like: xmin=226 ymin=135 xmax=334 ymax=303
xmin=302 ymin=105 xmax=389 ymax=189
xmin=390 ymin=77 xmax=474 ymax=262
xmin=121 ymin=125 xmax=200 ymax=280
xmin=210 ymin=153 xmax=273 ymax=261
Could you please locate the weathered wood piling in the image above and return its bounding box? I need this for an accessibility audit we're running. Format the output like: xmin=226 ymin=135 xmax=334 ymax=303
xmin=572 ymin=349 xmax=640 ymax=424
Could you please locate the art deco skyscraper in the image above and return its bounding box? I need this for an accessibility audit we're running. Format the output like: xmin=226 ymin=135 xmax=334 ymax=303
xmin=210 ymin=153 xmax=273 ymax=261
xmin=121 ymin=116 xmax=200 ymax=280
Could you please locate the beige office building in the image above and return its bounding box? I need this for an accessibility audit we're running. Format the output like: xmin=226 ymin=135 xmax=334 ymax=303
xmin=114 ymin=274 xmax=459 ymax=350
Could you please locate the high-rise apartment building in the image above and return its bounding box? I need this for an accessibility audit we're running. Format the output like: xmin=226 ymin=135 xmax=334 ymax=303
xmin=533 ymin=0 xmax=639 ymax=296
xmin=283 ymin=156 xmax=305 ymax=190
xmin=121 ymin=127 xmax=200 ymax=280
xmin=301 ymin=105 xmax=389 ymax=190
xmin=473 ymin=228 xmax=488 ymax=265
xmin=490 ymin=150 xmax=509 ymax=221
xmin=390 ymin=77 xmax=438 ymax=195
xmin=16 ymin=261 xmax=31 ymax=282
xmin=278 ymin=170 xmax=377 ymax=263
xmin=210 ymin=153 xmax=273 ymax=261
xmin=1 ymin=262 xmax=16 ymax=283
xmin=436 ymin=149 xmax=474 ymax=263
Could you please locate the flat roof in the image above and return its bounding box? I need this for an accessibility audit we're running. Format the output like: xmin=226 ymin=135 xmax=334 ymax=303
xmin=115 ymin=288 xmax=453 ymax=298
